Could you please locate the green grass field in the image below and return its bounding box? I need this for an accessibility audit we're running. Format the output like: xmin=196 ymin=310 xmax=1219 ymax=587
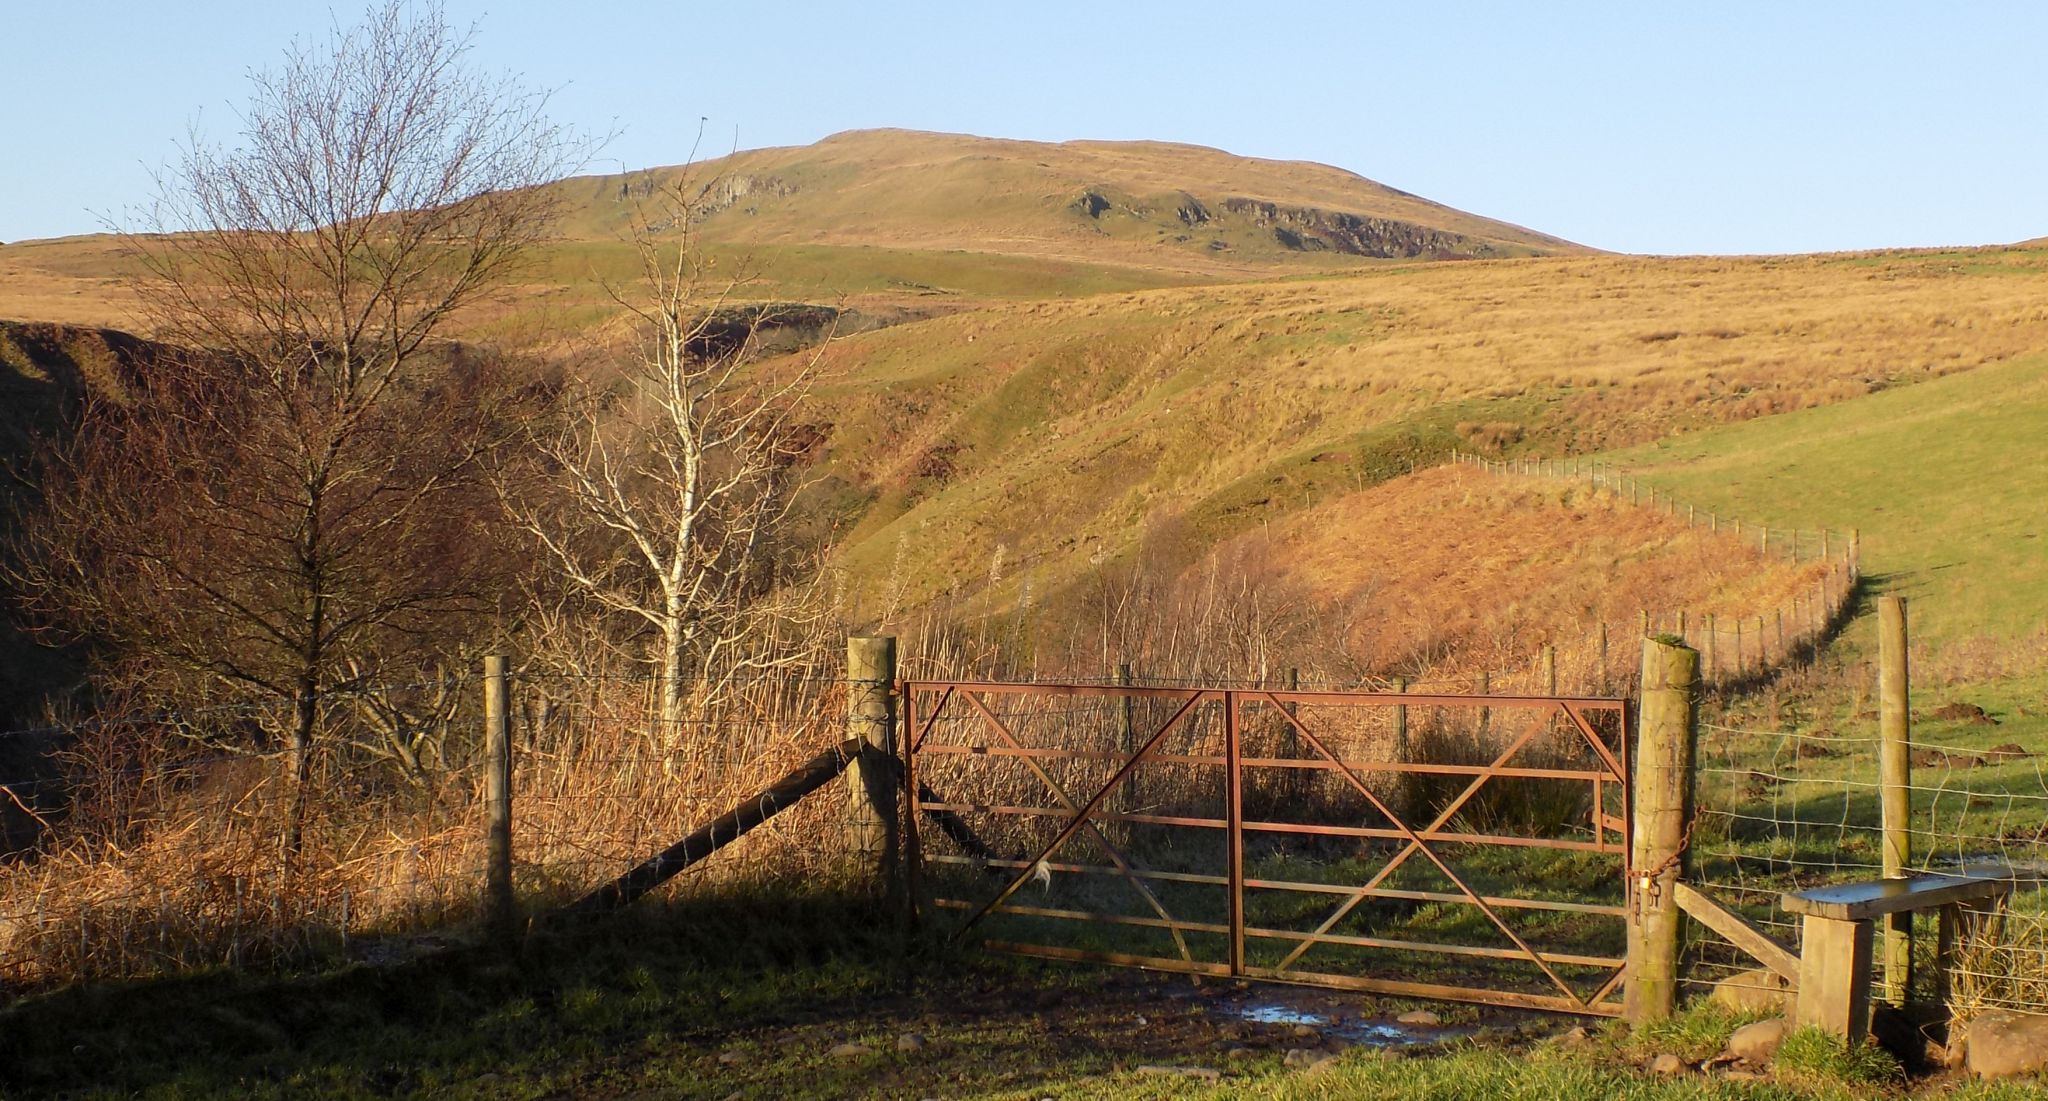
xmin=1607 ymin=351 xmax=2048 ymax=653
xmin=1597 ymin=353 xmax=2048 ymax=1018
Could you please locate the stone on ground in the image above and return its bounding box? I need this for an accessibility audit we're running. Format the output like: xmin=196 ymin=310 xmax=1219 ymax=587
xmin=1726 ymin=1017 xmax=1789 ymax=1063
xmin=1960 ymin=1010 xmax=2048 ymax=1079
xmin=1709 ymin=967 xmax=1795 ymax=1013
xmin=1397 ymin=1009 xmax=1442 ymax=1026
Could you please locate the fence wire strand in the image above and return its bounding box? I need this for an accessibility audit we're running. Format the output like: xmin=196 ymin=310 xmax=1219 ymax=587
xmin=1687 ymin=713 xmax=2048 ymax=1018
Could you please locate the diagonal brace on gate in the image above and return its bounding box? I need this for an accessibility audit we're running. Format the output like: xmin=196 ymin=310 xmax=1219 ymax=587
xmin=956 ymin=691 xmax=1208 ymax=943
xmin=907 ymin=685 xmax=957 ymax=754
xmin=1269 ymin=706 xmax=1547 ymax=971
xmin=959 ymin=692 xmax=1194 ymax=961
xmin=1262 ymin=695 xmax=1597 ymax=1006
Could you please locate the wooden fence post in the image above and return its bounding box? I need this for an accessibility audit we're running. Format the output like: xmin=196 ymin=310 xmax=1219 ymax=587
xmin=1476 ymin=670 xmax=1491 ymax=736
xmin=846 ymin=636 xmax=900 ymax=892
xmin=1393 ymin=675 xmax=1412 ymax=816
xmin=1284 ymin=667 xmax=1302 ymax=803
xmin=1597 ymin=623 xmax=1610 ymax=695
xmin=1879 ymin=597 xmax=1913 ymax=1004
xmin=484 ymin=654 xmax=515 ymax=945
xmin=1117 ymin=663 xmax=1137 ymax=812
xmin=1539 ymin=646 xmax=1556 ymax=696
xmin=1704 ymin=613 xmax=1718 ymax=680
xmin=1627 ymin=636 xmax=1699 ymax=1024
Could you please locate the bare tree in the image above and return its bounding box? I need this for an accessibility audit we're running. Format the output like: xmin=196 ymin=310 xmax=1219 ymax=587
xmin=506 ymin=172 xmax=831 ymax=742
xmin=12 ymin=1 xmax=582 ymax=861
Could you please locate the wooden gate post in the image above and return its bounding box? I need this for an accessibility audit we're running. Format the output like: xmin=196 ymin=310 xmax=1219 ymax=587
xmin=1597 ymin=623 xmax=1610 ymax=695
xmin=1392 ymin=675 xmax=1411 ymax=815
xmin=1878 ymin=596 xmax=1913 ymax=1003
xmin=1539 ymin=646 xmax=1556 ymax=696
xmin=483 ymin=655 xmax=515 ymax=945
xmin=1476 ymin=670 xmax=1491 ymax=737
xmin=1284 ymin=667 xmax=1303 ymax=804
xmin=1117 ymin=663 xmax=1137 ymax=813
xmin=846 ymin=637 xmax=900 ymax=892
xmin=1626 ymin=636 xmax=1699 ymax=1024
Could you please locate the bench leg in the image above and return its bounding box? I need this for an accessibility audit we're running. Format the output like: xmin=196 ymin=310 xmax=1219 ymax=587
xmin=1797 ymin=914 xmax=1873 ymax=1045
xmin=1936 ymin=902 xmax=1958 ymax=1011
xmin=1882 ymin=909 xmax=1912 ymax=1005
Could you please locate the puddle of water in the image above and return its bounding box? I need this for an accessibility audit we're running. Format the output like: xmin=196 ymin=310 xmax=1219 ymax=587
xmin=1230 ymin=1001 xmax=1468 ymax=1048
xmin=1238 ymin=1004 xmax=1327 ymax=1027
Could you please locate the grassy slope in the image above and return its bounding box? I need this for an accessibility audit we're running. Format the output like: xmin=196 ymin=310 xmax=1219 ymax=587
xmin=1205 ymin=465 xmax=1831 ymax=681
xmin=548 ymin=128 xmax=1588 ymax=264
xmin=1606 ymin=351 xmax=2048 ymax=919
xmin=802 ymin=248 xmax=2048 ymax=637
xmin=1609 ymin=351 xmax=2048 ymax=651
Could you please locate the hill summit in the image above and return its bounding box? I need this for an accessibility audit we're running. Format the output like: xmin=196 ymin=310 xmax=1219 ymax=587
xmin=0 ymin=128 xmax=1590 ymax=331
xmin=552 ymin=128 xmax=1588 ymax=273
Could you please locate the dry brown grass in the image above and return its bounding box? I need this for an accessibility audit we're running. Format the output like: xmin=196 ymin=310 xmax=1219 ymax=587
xmin=0 ymin=670 xmax=853 ymax=994
xmin=1952 ymin=906 xmax=2048 ymax=1024
xmin=1216 ymin=465 xmax=1836 ymax=685
xmin=964 ymin=463 xmax=1850 ymax=707
xmin=814 ymin=248 xmax=2048 ymax=631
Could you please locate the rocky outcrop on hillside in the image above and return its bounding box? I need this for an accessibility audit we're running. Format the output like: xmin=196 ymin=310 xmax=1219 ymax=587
xmin=698 ymin=173 xmax=798 ymax=217
xmin=1065 ymin=184 xmax=1508 ymax=259
xmin=1220 ymin=198 xmax=1498 ymax=259
xmin=616 ymin=172 xmax=799 ymax=231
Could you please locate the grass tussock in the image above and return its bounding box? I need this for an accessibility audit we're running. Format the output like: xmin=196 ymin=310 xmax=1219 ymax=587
xmin=1773 ymin=1026 xmax=1904 ymax=1088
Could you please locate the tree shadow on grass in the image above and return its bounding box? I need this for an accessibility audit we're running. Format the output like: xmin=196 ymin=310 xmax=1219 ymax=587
xmin=0 ymin=888 xmax=945 ymax=1098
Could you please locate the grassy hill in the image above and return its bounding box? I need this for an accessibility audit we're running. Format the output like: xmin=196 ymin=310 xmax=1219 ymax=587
xmin=550 ymin=128 xmax=1587 ymax=270
xmin=1608 ymin=349 xmax=2048 ymax=660
xmin=0 ymin=129 xmax=1588 ymax=340
xmin=5 ymin=130 xmax=2048 ymax=692
xmin=797 ymin=247 xmax=2048 ymax=653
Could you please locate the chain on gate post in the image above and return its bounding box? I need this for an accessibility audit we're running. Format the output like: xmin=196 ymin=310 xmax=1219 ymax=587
xmin=1626 ymin=636 xmax=1698 ymax=1024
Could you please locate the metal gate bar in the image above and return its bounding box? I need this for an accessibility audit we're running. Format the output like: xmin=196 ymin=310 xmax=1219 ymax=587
xmin=906 ymin=680 xmax=1632 ymax=1015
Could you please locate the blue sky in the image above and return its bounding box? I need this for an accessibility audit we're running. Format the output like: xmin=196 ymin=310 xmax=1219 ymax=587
xmin=3 ymin=1 xmax=2041 ymax=254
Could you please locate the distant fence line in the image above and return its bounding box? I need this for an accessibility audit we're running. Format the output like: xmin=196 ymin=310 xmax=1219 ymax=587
xmin=1449 ymin=450 xmax=1862 ymax=695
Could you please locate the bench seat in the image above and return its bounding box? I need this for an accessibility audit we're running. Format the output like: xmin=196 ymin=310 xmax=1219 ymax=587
xmin=1781 ymin=868 xmax=2013 ymax=1044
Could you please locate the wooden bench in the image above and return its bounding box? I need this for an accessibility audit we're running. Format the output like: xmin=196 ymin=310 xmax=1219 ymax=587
xmin=1781 ymin=869 xmax=2013 ymax=1043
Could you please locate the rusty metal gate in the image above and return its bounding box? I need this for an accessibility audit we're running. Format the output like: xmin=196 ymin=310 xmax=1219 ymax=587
xmin=902 ymin=681 xmax=1633 ymax=1015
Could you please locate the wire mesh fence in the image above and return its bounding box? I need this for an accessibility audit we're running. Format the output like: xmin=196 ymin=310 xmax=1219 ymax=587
xmin=1689 ymin=717 xmax=2048 ymax=1019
